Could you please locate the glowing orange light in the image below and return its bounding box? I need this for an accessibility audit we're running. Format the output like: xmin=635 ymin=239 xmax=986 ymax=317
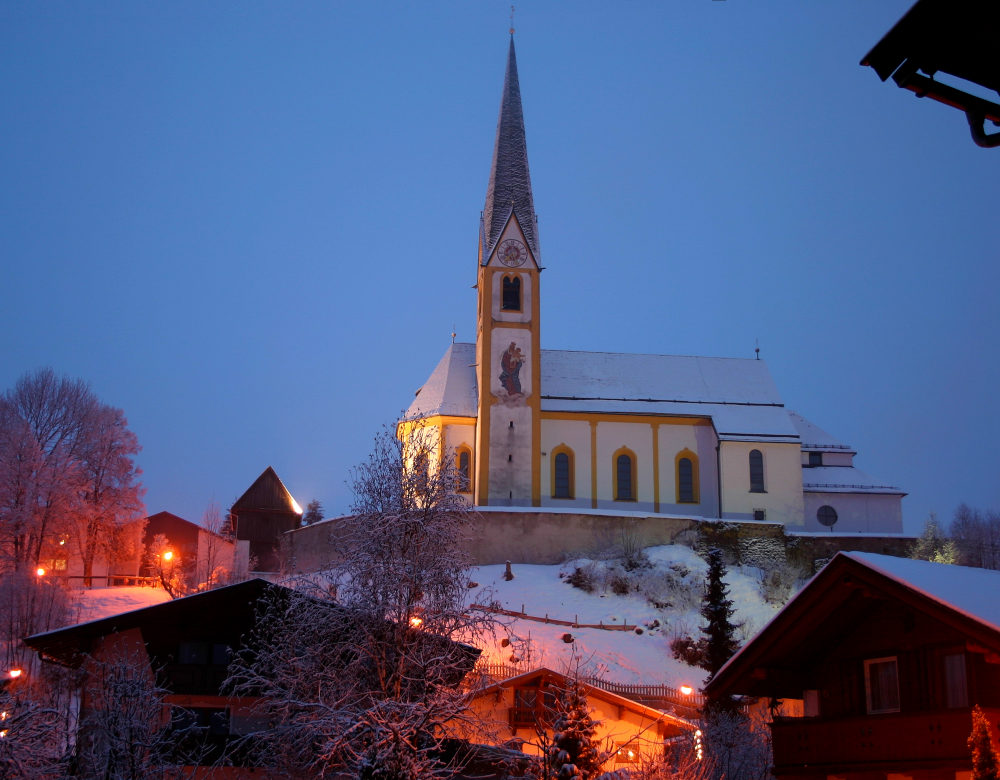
xmin=291 ymin=498 xmax=303 ymax=515
xmin=679 ymin=685 xmax=693 ymax=696
xmin=409 ymin=616 xmax=423 ymax=628
xmin=162 ymin=551 xmax=173 ymax=562
xmin=35 ymin=567 xmax=45 ymax=577
xmin=8 ymin=669 xmax=23 ymax=680
xmin=0 ymin=729 xmax=7 ymax=739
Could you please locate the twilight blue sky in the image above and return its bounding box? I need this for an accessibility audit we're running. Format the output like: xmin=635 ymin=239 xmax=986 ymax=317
xmin=2 ymin=1 xmax=996 ymax=534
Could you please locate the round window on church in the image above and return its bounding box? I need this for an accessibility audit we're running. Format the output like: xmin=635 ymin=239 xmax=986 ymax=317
xmin=817 ymin=505 xmax=838 ymax=528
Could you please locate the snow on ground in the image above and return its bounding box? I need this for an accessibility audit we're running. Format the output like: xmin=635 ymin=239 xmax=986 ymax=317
xmin=469 ymin=544 xmax=785 ymax=688
xmin=70 ymin=585 xmax=171 ymax=626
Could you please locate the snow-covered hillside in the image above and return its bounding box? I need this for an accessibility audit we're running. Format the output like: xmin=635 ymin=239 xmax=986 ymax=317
xmin=469 ymin=544 xmax=793 ymax=688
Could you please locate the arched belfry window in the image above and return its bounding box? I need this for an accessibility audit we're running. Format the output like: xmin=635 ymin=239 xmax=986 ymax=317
xmin=676 ymin=450 xmax=699 ymax=504
xmin=502 ymin=275 xmax=521 ymax=311
xmin=749 ymin=449 xmax=765 ymax=493
xmin=613 ymin=448 xmax=637 ymax=502
xmin=456 ymin=447 xmax=472 ymax=493
xmin=551 ymin=445 xmax=574 ymax=499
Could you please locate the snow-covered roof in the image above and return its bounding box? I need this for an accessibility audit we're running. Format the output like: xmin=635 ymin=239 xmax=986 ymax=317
xmin=801 ymin=465 xmax=904 ymax=495
xmin=404 ymin=342 xmax=478 ymax=420
xmin=789 ymin=411 xmax=854 ymax=453
xmin=406 ymin=344 xmax=801 ymax=440
xmin=843 ymin=552 xmax=1000 ymax=634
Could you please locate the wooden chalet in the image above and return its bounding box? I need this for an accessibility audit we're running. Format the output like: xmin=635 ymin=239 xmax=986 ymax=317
xmin=230 ymin=466 xmax=302 ymax=573
xmin=706 ymin=552 xmax=1000 ymax=780
xmin=460 ymin=666 xmax=696 ymax=770
xmin=25 ymin=579 xmax=280 ymax=776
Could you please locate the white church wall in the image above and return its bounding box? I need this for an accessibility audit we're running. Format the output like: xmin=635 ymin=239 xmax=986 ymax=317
xmin=657 ymin=422 xmax=720 ymax=517
xmin=801 ymin=450 xmax=854 ymax=467
xmin=595 ymin=421 xmax=655 ymax=513
xmin=540 ymin=417 xmax=593 ymax=508
xmin=803 ymin=491 xmax=903 ymax=534
xmin=719 ymin=441 xmax=804 ymax=527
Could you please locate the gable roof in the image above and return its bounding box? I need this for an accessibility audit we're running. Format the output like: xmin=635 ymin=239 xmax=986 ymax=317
xmin=471 ymin=666 xmax=695 ymax=736
xmin=231 ymin=466 xmax=301 ymax=514
xmin=482 ymin=36 xmax=538 ymax=262
xmin=24 ymin=578 xmax=277 ymax=667
xmin=706 ymin=552 xmax=1000 ymax=699
xmin=406 ymin=343 xmax=800 ymax=441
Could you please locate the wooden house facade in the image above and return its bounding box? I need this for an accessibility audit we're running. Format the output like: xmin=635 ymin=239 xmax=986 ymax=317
xmin=706 ymin=552 xmax=1000 ymax=780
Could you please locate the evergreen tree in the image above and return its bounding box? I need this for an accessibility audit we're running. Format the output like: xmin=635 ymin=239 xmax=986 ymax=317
xmin=702 ymin=547 xmax=739 ymax=680
xmin=969 ymin=705 xmax=999 ymax=780
xmin=547 ymin=678 xmax=604 ymax=780
xmin=911 ymin=514 xmax=957 ymax=564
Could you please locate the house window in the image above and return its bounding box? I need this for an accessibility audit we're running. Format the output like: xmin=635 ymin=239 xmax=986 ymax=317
xmin=808 ymin=451 xmax=822 ymax=467
xmin=753 ymin=509 xmax=766 ymax=522
xmin=614 ymin=743 xmax=638 ymax=763
xmin=864 ymin=656 xmax=900 ymax=714
xmin=552 ymin=447 xmax=573 ymax=499
xmin=613 ymin=449 xmax=636 ymax=502
xmin=502 ymin=275 xmax=522 ymax=311
xmin=817 ymin=505 xmax=838 ymax=528
xmin=749 ymin=450 xmax=765 ymax=493
xmin=456 ymin=448 xmax=472 ymax=493
xmin=676 ymin=451 xmax=698 ymax=503
xmin=944 ymin=652 xmax=969 ymax=708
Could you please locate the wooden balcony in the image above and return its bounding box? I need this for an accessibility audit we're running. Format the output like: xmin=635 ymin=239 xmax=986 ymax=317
xmin=771 ymin=708 xmax=999 ymax=775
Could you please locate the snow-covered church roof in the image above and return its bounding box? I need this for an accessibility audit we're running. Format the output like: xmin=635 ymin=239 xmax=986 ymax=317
xmin=406 ymin=343 xmax=803 ymax=442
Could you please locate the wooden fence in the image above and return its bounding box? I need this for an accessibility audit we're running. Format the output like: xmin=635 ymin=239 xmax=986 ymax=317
xmin=470 ymin=603 xmax=637 ymax=632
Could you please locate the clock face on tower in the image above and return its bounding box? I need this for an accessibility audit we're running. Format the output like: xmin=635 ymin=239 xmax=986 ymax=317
xmin=498 ymin=238 xmax=528 ymax=267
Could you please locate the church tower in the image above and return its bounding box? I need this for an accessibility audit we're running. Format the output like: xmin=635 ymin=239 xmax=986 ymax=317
xmin=475 ymin=35 xmax=542 ymax=506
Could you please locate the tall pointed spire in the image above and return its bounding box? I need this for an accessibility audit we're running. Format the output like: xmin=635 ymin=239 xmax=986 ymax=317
xmin=482 ymin=35 xmax=538 ymax=263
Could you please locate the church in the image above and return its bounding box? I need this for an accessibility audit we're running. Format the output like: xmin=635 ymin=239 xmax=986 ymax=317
xmin=403 ymin=37 xmax=904 ymax=535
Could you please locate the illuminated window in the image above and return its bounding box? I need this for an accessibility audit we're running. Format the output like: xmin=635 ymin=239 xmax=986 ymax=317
xmin=502 ymin=275 xmax=522 ymax=311
xmin=864 ymin=657 xmax=900 ymax=714
xmin=613 ymin=449 xmax=636 ymax=502
xmin=552 ymin=446 xmax=574 ymax=499
xmin=456 ymin=447 xmax=472 ymax=493
xmin=749 ymin=449 xmax=765 ymax=493
xmin=675 ymin=450 xmax=699 ymax=503
xmin=614 ymin=743 xmax=638 ymax=763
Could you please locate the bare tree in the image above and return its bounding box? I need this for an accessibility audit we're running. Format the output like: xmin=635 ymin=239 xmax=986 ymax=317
xmin=195 ymin=501 xmax=235 ymax=591
xmin=226 ymin=422 xmax=495 ymax=778
xmin=76 ymin=646 xmax=205 ymax=779
xmin=0 ymin=571 xmax=74 ymax=672
xmin=951 ymin=503 xmax=1000 ymax=570
xmin=0 ymin=677 xmax=69 ymax=778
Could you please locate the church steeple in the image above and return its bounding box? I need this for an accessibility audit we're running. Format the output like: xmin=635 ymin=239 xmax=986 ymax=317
xmin=481 ymin=35 xmax=539 ymax=263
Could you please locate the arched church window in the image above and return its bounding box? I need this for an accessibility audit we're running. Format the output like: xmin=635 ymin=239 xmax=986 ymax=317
xmin=502 ymin=275 xmax=521 ymax=311
xmin=456 ymin=447 xmax=472 ymax=493
xmin=552 ymin=446 xmax=573 ymax=499
xmin=677 ymin=455 xmax=697 ymax=503
xmin=614 ymin=449 xmax=636 ymax=502
xmin=749 ymin=449 xmax=765 ymax=493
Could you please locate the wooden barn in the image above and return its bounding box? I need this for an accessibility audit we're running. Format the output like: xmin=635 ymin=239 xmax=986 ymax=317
xmin=230 ymin=466 xmax=302 ymax=573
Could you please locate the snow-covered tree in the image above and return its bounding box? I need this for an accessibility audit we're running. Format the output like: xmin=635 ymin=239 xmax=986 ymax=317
xmin=301 ymin=498 xmax=323 ymax=526
xmin=969 ymin=705 xmax=999 ymax=780
xmin=702 ymin=547 xmax=739 ymax=682
xmin=225 ymin=421 xmax=494 ymax=778
xmin=0 ymin=679 xmax=68 ymax=778
xmin=547 ymin=677 xmax=604 ymax=780
xmin=911 ymin=514 xmax=958 ymax=565
xmin=0 ymin=369 xmax=145 ymax=584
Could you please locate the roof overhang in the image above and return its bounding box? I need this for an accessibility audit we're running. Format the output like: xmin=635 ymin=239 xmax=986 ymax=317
xmin=861 ymin=0 xmax=1000 ymax=147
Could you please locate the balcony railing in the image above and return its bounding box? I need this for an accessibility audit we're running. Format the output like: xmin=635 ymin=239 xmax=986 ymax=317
xmin=771 ymin=708 xmax=998 ymax=772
